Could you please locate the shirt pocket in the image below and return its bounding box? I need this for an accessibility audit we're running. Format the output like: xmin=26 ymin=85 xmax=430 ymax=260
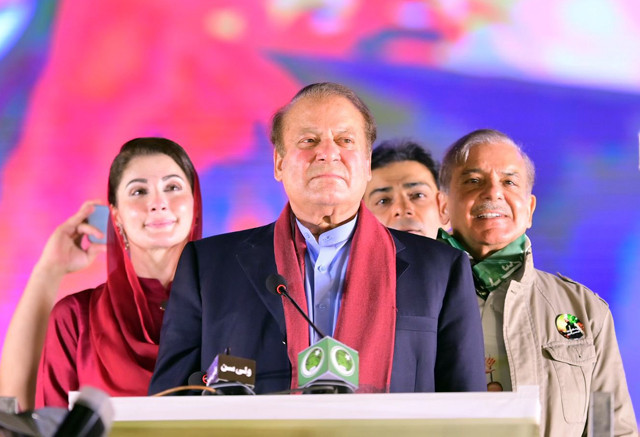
xmin=542 ymin=339 xmax=596 ymax=424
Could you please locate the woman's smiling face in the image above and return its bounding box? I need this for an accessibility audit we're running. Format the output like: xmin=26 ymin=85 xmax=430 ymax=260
xmin=112 ymin=153 xmax=194 ymax=253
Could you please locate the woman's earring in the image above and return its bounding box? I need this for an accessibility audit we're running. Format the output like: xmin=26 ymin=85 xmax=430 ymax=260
xmin=116 ymin=223 xmax=129 ymax=250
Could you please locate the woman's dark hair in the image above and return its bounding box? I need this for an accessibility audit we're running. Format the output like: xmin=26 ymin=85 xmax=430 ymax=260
xmin=108 ymin=137 xmax=196 ymax=206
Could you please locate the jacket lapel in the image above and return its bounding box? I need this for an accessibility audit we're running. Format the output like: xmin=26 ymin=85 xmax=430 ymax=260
xmin=235 ymin=223 xmax=287 ymax=337
xmin=392 ymin=233 xmax=409 ymax=280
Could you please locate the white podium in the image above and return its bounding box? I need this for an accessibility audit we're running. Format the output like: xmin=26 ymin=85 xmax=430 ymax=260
xmin=97 ymin=386 xmax=540 ymax=436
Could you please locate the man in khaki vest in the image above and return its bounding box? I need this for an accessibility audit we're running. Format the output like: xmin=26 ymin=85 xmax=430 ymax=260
xmin=437 ymin=128 xmax=637 ymax=436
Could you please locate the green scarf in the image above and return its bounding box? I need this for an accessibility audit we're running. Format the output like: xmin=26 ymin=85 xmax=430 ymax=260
xmin=437 ymin=229 xmax=527 ymax=300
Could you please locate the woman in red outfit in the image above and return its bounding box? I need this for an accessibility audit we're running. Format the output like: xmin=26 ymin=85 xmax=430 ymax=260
xmin=3 ymin=137 xmax=201 ymax=408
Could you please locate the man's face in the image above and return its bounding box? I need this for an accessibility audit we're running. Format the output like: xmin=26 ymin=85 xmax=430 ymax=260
xmin=439 ymin=141 xmax=536 ymax=259
xmin=274 ymin=95 xmax=371 ymax=216
xmin=364 ymin=160 xmax=443 ymax=238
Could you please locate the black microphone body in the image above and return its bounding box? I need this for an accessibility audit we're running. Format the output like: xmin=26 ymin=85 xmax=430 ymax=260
xmin=188 ymin=371 xmax=208 ymax=386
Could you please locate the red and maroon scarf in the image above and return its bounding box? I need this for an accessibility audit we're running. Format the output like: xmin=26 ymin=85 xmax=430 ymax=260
xmin=274 ymin=202 xmax=396 ymax=393
xmin=87 ymin=174 xmax=202 ymax=396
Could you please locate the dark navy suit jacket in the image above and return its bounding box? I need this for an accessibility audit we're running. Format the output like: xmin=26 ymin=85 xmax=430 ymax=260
xmin=149 ymin=223 xmax=486 ymax=394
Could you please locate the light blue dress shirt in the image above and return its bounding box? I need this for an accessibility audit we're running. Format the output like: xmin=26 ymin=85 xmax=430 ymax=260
xmin=295 ymin=216 xmax=357 ymax=344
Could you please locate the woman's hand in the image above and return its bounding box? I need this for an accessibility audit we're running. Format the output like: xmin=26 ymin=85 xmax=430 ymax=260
xmin=35 ymin=200 xmax=108 ymax=277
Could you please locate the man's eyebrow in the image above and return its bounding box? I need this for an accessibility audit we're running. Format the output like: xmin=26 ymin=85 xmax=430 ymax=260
xmin=460 ymin=168 xmax=482 ymax=176
xmin=334 ymin=127 xmax=356 ymax=133
xmin=403 ymin=181 xmax=433 ymax=190
xmin=298 ymin=126 xmax=320 ymax=133
xmin=501 ymin=170 xmax=520 ymax=178
xmin=367 ymin=186 xmax=392 ymax=198
xmin=461 ymin=168 xmax=521 ymax=177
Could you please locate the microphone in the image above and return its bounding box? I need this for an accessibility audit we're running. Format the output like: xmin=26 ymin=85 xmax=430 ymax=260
xmin=265 ymin=274 xmax=327 ymax=339
xmin=188 ymin=371 xmax=208 ymax=386
xmin=205 ymin=350 xmax=257 ymax=395
xmin=265 ymin=273 xmax=359 ymax=394
xmin=53 ymin=386 xmax=113 ymax=437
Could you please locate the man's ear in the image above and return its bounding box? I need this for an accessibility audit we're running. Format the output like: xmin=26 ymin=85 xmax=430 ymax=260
xmin=273 ymin=148 xmax=284 ymax=182
xmin=437 ymin=191 xmax=450 ymax=226
xmin=526 ymin=194 xmax=537 ymax=229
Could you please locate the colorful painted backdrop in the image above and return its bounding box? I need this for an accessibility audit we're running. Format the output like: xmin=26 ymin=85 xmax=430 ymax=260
xmin=1 ymin=0 xmax=639 ymax=419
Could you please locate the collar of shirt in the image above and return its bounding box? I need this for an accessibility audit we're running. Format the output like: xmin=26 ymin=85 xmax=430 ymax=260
xmin=296 ymin=216 xmax=358 ymax=263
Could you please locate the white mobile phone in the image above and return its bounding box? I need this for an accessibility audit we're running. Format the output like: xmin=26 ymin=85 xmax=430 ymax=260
xmin=87 ymin=205 xmax=109 ymax=244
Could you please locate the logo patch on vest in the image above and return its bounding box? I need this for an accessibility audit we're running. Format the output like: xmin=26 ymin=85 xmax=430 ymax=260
xmin=555 ymin=313 xmax=584 ymax=339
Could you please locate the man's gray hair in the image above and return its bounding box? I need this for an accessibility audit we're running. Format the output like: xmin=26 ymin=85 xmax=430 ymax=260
xmin=269 ymin=82 xmax=377 ymax=156
xmin=438 ymin=129 xmax=535 ymax=194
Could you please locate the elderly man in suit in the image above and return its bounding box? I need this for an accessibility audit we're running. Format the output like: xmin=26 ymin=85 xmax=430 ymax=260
xmin=149 ymin=83 xmax=485 ymax=394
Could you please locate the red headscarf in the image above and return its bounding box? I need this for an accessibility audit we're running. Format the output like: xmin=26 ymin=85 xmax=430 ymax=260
xmin=86 ymin=173 xmax=202 ymax=396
